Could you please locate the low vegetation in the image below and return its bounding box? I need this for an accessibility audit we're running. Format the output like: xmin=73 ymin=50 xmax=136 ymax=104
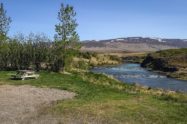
xmin=0 ymin=71 xmax=187 ymax=123
xmin=122 ymin=52 xmax=146 ymax=63
xmin=78 ymin=52 xmax=122 ymax=67
xmin=142 ymin=48 xmax=187 ymax=80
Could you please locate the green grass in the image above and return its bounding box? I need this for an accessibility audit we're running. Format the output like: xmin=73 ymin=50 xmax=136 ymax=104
xmin=152 ymin=48 xmax=187 ymax=68
xmin=0 ymin=71 xmax=187 ymax=123
xmin=153 ymin=48 xmax=187 ymax=58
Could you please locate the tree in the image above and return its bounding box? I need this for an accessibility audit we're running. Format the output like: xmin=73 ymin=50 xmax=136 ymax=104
xmin=0 ymin=3 xmax=11 ymax=69
xmin=55 ymin=3 xmax=79 ymax=72
xmin=0 ymin=3 xmax=11 ymax=37
xmin=31 ymin=33 xmax=51 ymax=71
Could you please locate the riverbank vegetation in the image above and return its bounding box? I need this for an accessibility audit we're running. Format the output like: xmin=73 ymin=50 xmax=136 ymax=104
xmin=77 ymin=52 xmax=122 ymax=68
xmin=79 ymin=52 xmax=146 ymax=67
xmin=95 ymin=52 xmax=147 ymax=63
xmin=142 ymin=48 xmax=187 ymax=80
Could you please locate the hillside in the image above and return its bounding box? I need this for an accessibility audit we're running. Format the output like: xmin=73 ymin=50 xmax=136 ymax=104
xmin=141 ymin=48 xmax=187 ymax=80
xmin=81 ymin=37 xmax=187 ymax=53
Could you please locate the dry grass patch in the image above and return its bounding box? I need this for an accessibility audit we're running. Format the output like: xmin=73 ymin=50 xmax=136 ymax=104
xmin=0 ymin=85 xmax=75 ymax=124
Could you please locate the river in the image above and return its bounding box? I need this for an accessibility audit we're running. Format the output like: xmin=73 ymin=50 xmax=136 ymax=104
xmin=91 ymin=63 xmax=187 ymax=92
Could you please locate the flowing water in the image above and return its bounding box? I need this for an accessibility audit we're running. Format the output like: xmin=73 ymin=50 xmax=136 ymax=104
xmin=91 ymin=63 xmax=187 ymax=92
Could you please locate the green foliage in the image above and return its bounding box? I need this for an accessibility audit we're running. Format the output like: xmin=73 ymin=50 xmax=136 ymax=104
xmin=0 ymin=3 xmax=11 ymax=36
xmin=54 ymin=3 xmax=80 ymax=72
xmin=73 ymin=60 xmax=90 ymax=70
xmin=79 ymin=52 xmax=97 ymax=59
xmin=64 ymin=49 xmax=80 ymax=70
xmin=0 ymin=33 xmax=53 ymax=71
xmin=153 ymin=48 xmax=187 ymax=58
xmin=55 ymin=4 xmax=78 ymax=42
xmin=109 ymin=55 xmax=122 ymax=61
xmin=0 ymin=3 xmax=81 ymax=72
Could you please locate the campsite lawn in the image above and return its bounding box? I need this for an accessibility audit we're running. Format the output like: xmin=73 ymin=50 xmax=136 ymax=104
xmin=0 ymin=71 xmax=187 ymax=124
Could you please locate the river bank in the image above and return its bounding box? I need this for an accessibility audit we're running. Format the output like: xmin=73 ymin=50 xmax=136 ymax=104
xmin=91 ymin=63 xmax=187 ymax=92
xmin=141 ymin=48 xmax=187 ymax=80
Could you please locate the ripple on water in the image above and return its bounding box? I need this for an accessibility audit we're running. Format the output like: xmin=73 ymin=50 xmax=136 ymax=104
xmin=91 ymin=63 xmax=187 ymax=92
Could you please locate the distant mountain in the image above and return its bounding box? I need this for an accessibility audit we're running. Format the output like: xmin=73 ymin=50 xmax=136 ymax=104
xmin=81 ymin=37 xmax=187 ymax=53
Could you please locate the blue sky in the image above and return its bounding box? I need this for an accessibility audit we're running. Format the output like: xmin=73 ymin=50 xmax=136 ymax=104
xmin=1 ymin=0 xmax=187 ymax=40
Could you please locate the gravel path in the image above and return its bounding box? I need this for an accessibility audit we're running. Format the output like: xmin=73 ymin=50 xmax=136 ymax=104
xmin=0 ymin=85 xmax=76 ymax=124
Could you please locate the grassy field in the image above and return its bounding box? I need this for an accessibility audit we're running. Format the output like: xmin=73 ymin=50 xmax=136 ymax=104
xmin=0 ymin=71 xmax=187 ymax=124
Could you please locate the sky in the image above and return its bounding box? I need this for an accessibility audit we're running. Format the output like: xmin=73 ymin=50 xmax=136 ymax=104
xmin=1 ymin=0 xmax=187 ymax=40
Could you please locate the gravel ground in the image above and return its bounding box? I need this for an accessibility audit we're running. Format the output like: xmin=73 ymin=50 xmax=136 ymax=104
xmin=0 ymin=85 xmax=76 ymax=124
